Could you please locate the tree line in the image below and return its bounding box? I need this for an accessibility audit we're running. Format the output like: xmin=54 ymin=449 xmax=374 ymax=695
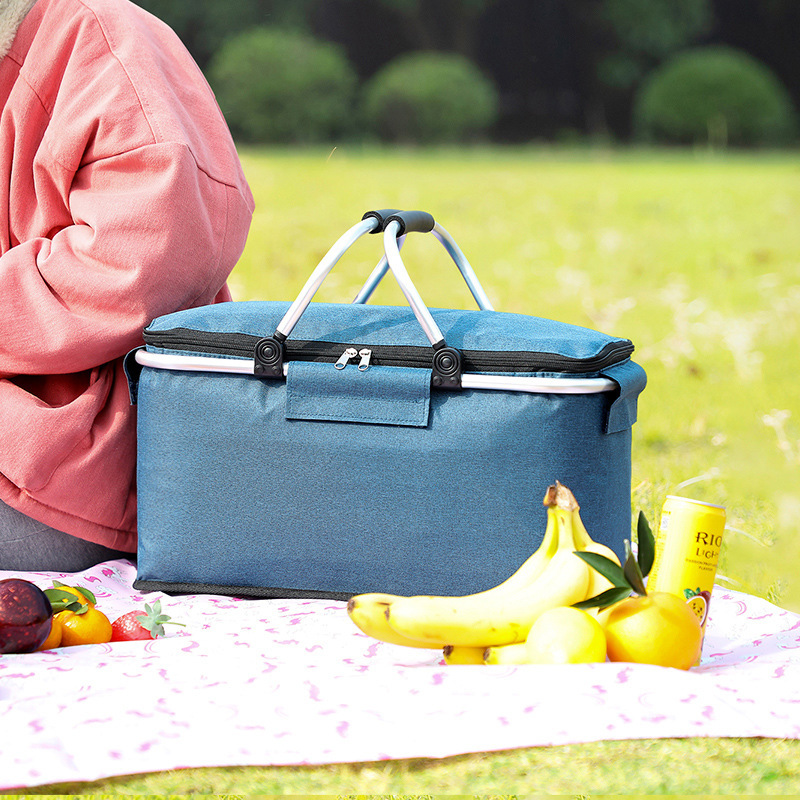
xmin=135 ymin=0 xmax=800 ymax=145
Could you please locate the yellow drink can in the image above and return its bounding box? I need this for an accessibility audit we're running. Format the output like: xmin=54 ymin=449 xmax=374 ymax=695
xmin=647 ymin=495 xmax=726 ymax=664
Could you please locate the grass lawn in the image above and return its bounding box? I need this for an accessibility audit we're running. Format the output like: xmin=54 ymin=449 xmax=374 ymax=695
xmin=12 ymin=145 xmax=800 ymax=795
xmin=10 ymin=738 xmax=800 ymax=794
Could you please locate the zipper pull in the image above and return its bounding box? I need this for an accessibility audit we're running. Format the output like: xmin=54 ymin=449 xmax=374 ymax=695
xmin=358 ymin=348 xmax=372 ymax=371
xmin=335 ymin=347 xmax=358 ymax=369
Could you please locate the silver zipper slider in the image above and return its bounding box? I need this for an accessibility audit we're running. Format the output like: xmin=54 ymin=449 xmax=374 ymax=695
xmin=358 ymin=348 xmax=372 ymax=371
xmin=335 ymin=347 xmax=358 ymax=369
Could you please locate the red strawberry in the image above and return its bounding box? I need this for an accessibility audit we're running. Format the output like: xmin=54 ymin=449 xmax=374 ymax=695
xmin=111 ymin=600 xmax=182 ymax=641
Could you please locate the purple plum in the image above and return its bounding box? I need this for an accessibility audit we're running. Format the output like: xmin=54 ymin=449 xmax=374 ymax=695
xmin=0 ymin=578 xmax=53 ymax=654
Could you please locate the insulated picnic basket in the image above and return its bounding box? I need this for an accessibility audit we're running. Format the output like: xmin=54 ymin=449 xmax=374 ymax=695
xmin=125 ymin=210 xmax=646 ymax=599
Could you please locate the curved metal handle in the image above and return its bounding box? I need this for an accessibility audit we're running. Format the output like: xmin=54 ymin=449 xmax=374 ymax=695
xmin=256 ymin=211 xmax=470 ymax=388
xmin=274 ymin=216 xmax=378 ymax=339
xmin=352 ymin=218 xmax=494 ymax=311
xmin=382 ymin=220 xmax=447 ymax=347
xmin=274 ymin=210 xmax=425 ymax=337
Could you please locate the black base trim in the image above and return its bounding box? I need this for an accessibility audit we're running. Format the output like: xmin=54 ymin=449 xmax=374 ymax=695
xmin=132 ymin=578 xmax=352 ymax=601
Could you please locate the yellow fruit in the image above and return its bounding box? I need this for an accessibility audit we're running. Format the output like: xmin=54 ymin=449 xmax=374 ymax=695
xmin=56 ymin=606 xmax=113 ymax=647
xmin=347 ymin=593 xmax=438 ymax=649
xmin=596 ymin=605 xmax=614 ymax=627
xmin=524 ymin=606 xmax=607 ymax=665
xmin=36 ymin=616 xmax=62 ymax=650
xmin=483 ymin=641 xmax=530 ymax=665
xmin=603 ymin=591 xmax=702 ymax=670
xmin=442 ymin=645 xmax=486 ymax=664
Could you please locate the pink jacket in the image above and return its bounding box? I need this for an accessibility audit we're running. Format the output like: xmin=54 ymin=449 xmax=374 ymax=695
xmin=0 ymin=0 xmax=254 ymax=551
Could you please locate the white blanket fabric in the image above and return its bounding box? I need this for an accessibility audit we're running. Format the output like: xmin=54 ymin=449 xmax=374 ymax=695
xmin=1 ymin=559 xmax=799 ymax=789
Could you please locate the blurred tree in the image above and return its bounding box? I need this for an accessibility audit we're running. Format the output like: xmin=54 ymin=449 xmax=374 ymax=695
xmin=710 ymin=0 xmax=800 ymax=112
xmin=135 ymin=0 xmax=799 ymax=143
xmin=600 ymin=0 xmax=712 ymax=80
xmin=633 ymin=45 xmax=797 ymax=146
xmin=563 ymin=0 xmax=713 ymax=138
xmin=361 ymin=51 xmax=499 ymax=142
xmin=208 ymin=28 xmax=357 ymax=143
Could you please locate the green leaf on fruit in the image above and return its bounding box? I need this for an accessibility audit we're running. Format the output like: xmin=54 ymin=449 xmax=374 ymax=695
xmin=574 ymin=509 xmax=654 ymax=609
xmin=623 ymin=540 xmax=648 ymax=596
xmin=135 ymin=600 xmax=185 ymax=638
xmin=51 ymin=580 xmax=97 ymax=605
xmin=44 ymin=588 xmax=90 ymax=614
xmin=574 ymin=551 xmax=628 ymax=588
xmin=572 ymin=585 xmax=633 ymax=610
xmin=636 ymin=511 xmax=655 ymax=578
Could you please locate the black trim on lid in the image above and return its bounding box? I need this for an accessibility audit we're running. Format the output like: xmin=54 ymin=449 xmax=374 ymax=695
xmin=143 ymin=327 xmax=635 ymax=375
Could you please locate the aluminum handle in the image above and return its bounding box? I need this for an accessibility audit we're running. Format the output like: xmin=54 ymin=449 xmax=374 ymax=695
xmin=351 ymin=235 xmax=406 ymax=304
xmin=382 ymin=220 xmax=447 ymax=348
xmin=275 ymin=217 xmax=378 ymax=338
xmin=353 ymin=222 xmax=493 ymax=310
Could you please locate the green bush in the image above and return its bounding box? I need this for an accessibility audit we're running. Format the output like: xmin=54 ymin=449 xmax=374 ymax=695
xmin=633 ymin=46 xmax=797 ymax=146
xmin=361 ymin=52 xmax=499 ymax=144
xmin=208 ymin=28 xmax=357 ymax=143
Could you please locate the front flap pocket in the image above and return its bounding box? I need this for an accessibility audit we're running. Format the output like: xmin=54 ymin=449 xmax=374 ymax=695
xmin=285 ymin=361 xmax=431 ymax=427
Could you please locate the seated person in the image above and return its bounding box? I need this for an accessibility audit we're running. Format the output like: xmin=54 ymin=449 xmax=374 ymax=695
xmin=0 ymin=0 xmax=254 ymax=571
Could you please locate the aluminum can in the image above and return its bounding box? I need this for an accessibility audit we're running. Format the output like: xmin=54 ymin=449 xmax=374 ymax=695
xmin=647 ymin=495 xmax=726 ymax=664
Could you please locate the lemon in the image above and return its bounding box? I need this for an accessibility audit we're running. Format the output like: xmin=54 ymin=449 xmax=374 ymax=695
xmin=524 ymin=606 xmax=607 ymax=664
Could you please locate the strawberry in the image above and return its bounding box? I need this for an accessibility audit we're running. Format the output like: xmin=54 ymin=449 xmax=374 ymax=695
xmin=110 ymin=600 xmax=182 ymax=641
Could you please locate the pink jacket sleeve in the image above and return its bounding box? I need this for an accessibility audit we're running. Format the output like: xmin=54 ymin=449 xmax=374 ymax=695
xmin=0 ymin=0 xmax=255 ymax=547
xmin=0 ymin=142 xmax=250 ymax=377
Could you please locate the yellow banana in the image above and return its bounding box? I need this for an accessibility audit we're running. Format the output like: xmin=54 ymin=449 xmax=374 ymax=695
xmin=561 ymin=483 xmax=622 ymax=598
xmin=346 ymin=503 xmax=559 ymax=647
xmin=346 ymin=593 xmax=439 ymax=649
xmin=384 ymin=489 xmax=591 ymax=648
xmin=489 ymin=499 xmax=559 ymax=592
xmin=483 ymin=641 xmax=530 ymax=665
xmin=442 ymin=645 xmax=486 ymax=664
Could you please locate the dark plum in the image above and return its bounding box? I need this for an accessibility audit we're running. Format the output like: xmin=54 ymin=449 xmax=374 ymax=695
xmin=0 ymin=578 xmax=53 ymax=654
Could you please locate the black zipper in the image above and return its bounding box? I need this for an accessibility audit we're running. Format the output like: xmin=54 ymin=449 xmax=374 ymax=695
xmin=143 ymin=327 xmax=634 ymax=375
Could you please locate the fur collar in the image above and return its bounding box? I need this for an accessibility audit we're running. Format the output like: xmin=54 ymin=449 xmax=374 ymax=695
xmin=0 ymin=0 xmax=38 ymax=60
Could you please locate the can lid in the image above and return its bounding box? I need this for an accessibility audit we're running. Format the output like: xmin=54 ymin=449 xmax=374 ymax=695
xmin=666 ymin=495 xmax=726 ymax=510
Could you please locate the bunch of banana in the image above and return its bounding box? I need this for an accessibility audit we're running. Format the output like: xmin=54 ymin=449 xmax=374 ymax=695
xmin=347 ymin=482 xmax=622 ymax=658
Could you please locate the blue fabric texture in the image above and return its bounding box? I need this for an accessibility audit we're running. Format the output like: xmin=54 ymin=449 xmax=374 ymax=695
xmin=133 ymin=373 xmax=636 ymax=598
xmin=131 ymin=298 xmax=646 ymax=597
xmin=145 ymin=300 xmax=631 ymax=371
xmin=286 ymin=362 xmax=431 ymax=427
xmin=600 ymin=360 xmax=648 ymax=434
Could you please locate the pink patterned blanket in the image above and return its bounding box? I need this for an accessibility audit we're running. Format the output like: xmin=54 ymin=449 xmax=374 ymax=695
xmin=1 ymin=559 xmax=799 ymax=789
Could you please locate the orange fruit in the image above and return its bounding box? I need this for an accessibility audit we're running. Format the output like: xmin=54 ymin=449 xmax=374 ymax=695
xmin=524 ymin=606 xmax=607 ymax=664
xmin=36 ymin=615 xmax=63 ymax=650
xmin=56 ymin=606 xmax=113 ymax=647
xmin=57 ymin=586 xmax=94 ymax=607
xmin=603 ymin=591 xmax=702 ymax=670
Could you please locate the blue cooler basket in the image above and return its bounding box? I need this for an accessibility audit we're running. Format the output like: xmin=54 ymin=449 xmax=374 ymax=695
xmin=125 ymin=210 xmax=646 ymax=599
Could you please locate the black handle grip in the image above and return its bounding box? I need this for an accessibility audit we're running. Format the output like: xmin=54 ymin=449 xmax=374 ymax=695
xmin=385 ymin=210 xmax=436 ymax=236
xmin=361 ymin=209 xmax=401 ymax=232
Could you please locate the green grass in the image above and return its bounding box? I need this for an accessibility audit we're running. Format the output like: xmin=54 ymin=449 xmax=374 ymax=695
xmin=12 ymin=145 xmax=800 ymax=795
xmin=11 ymin=738 xmax=800 ymax=794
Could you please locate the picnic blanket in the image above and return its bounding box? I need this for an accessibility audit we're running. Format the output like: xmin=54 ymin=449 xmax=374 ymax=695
xmin=2 ymin=559 xmax=799 ymax=790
